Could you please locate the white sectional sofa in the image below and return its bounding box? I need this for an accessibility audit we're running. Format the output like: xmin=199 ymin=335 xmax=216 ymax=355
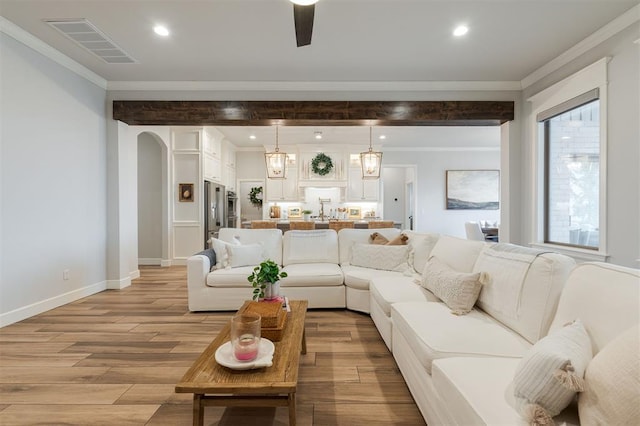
xmin=187 ymin=227 xmax=640 ymax=425
xmin=187 ymin=227 xmax=403 ymax=311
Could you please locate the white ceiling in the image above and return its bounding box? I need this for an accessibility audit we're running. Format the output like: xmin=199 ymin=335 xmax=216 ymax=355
xmin=1 ymin=0 xmax=636 ymax=148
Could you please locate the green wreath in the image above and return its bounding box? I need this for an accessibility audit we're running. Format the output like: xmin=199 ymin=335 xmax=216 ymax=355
xmin=248 ymin=186 xmax=263 ymax=208
xmin=311 ymin=153 xmax=334 ymax=176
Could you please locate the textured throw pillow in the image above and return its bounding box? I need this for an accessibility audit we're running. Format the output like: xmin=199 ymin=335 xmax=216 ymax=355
xmin=350 ymin=243 xmax=410 ymax=272
xmin=386 ymin=233 xmax=408 ymax=246
xmin=578 ymin=324 xmax=639 ymax=426
xmin=226 ymin=243 xmax=264 ymax=268
xmin=210 ymin=238 xmax=238 ymax=269
xmin=513 ymin=319 xmax=593 ymax=425
xmin=369 ymin=232 xmax=389 ymax=245
xmin=405 ymin=232 xmax=439 ymax=274
xmin=420 ymin=256 xmax=487 ymax=315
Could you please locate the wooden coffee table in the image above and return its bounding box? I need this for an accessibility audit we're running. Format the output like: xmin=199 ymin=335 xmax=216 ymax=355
xmin=176 ymin=300 xmax=308 ymax=426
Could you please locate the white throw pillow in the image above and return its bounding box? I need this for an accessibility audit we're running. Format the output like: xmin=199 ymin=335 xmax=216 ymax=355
xmin=405 ymin=231 xmax=439 ymax=274
xmin=513 ymin=319 xmax=593 ymax=424
xmin=350 ymin=243 xmax=409 ymax=272
xmin=226 ymin=243 xmax=264 ymax=268
xmin=420 ymin=256 xmax=486 ymax=315
xmin=578 ymin=324 xmax=640 ymax=426
xmin=210 ymin=238 xmax=239 ymax=269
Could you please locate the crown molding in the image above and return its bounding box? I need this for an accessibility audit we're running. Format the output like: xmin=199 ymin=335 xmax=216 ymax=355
xmin=106 ymin=80 xmax=522 ymax=92
xmin=521 ymin=4 xmax=640 ymax=89
xmin=0 ymin=17 xmax=107 ymax=90
xmin=381 ymin=146 xmax=499 ymax=152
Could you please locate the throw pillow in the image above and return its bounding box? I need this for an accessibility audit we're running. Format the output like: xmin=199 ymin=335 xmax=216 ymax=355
xmin=578 ymin=324 xmax=639 ymax=426
xmin=513 ymin=319 xmax=593 ymax=425
xmin=369 ymin=232 xmax=389 ymax=245
xmin=226 ymin=243 xmax=264 ymax=268
xmin=210 ymin=238 xmax=239 ymax=269
xmin=420 ymin=256 xmax=487 ymax=315
xmin=386 ymin=233 xmax=408 ymax=245
xmin=404 ymin=231 xmax=439 ymax=274
xmin=195 ymin=248 xmax=216 ymax=271
xmin=350 ymin=243 xmax=410 ymax=272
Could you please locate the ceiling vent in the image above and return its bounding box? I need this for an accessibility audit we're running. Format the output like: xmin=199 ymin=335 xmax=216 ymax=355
xmin=44 ymin=18 xmax=136 ymax=64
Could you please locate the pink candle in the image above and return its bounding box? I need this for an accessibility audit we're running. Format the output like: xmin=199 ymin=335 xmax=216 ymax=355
xmin=234 ymin=334 xmax=259 ymax=361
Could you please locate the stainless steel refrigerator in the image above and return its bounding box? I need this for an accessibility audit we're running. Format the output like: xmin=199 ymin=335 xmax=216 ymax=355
xmin=204 ymin=180 xmax=226 ymax=248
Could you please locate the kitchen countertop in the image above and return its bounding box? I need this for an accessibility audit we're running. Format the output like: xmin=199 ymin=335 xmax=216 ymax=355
xmin=241 ymin=220 xmax=401 ymax=229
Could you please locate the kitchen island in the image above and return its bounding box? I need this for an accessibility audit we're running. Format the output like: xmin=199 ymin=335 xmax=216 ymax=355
xmin=241 ymin=220 xmax=401 ymax=231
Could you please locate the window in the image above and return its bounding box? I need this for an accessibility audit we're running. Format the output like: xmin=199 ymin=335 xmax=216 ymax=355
xmin=538 ymin=90 xmax=600 ymax=249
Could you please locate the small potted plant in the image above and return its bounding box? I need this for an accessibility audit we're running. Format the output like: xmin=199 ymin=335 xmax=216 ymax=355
xmin=302 ymin=209 xmax=313 ymax=221
xmin=247 ymin=259 xmax=288 ymax=301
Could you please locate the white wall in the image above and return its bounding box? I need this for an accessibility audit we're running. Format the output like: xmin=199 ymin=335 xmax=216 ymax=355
xmin=137 ymin=133 xmax=162 ymax=260
xmin=521 ymin=22 xmax=640 ymax=267
xmin=0 ymin=33 xmax=107 ymax=325
xmin=382 ymin=167 xmax=407 ymax=227
xmin=383 ymin=150 xmax=501 ymax=238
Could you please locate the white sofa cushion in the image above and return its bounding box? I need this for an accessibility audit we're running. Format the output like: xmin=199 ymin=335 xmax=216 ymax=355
xmin=206 ymin=266 xmax=256 ymax=288
xmin=219 ymin=228 xmax=283 ymax=265
xmin=403 ymin=230 xmax=439 ymax=274
xmin=548 ymin=262 xmax=640 ymax=354
xmin=473 ymin=244 xmax=576 ymax=344
xmin=429 ymin=235 xmax=485 ymax=272
xmin=281 ymin=263 xmax=344 ymax=287
xmin=391 ymin=301 xmax=531 ymax=374
xmin=432 ymin=357 xmax=580 ymax=426
xmin=342 ymin=264 xmax=404 ymax=290
xmin=282 ymin=230 xmax=339 ymax=265
xmin=421 ymin=256 xmax=486 ymax=315
xmin=210 ymin=237 xmax=238 ymax=269
xmin=338 ymin=228 xmax=401 ymax=265
xmin=513 ymin=319 xmax=592 ymax=422
xmin=350 ymin=243 xmax=410 ymax=272
xmin=579 ymin=324 xmax=640 ymax=426
xmin=226 ymin=243 xmax=264 ymax=268
xmin=370 ymin=276 xmax=439 ymax=316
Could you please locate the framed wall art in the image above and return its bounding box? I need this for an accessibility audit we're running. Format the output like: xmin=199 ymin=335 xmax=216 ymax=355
xmin=179 ymin=183 xmax=194 ymax=202
xmin=288 ymin=207 xmax=302 ymax=218
xmin=348 ymin=206 xmax=361 ymax=219
xmin=446 ymin=170 xmax=499 ymax=210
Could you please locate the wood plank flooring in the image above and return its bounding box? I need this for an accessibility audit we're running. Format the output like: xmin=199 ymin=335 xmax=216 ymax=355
xmin=0 ymin=266 xmax=425 ymax=425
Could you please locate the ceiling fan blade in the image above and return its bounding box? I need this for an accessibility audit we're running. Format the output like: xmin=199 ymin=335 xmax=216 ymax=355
xmin=293 ymin=4 xmax=315 ymax=47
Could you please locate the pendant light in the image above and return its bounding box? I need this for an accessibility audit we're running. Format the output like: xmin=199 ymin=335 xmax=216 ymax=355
xmin=360 ymin=127 xmax=382 ymax=179
xmin=265 ymin=125 xmax=288 ymax=179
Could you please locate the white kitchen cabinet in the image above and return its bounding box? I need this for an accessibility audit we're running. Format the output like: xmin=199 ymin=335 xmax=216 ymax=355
xmin=348 ymin=167 xmax=380 ymax=201
xmin=222 ymin=140 xmax=236 ymax=191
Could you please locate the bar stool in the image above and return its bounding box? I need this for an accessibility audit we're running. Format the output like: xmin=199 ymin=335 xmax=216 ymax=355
xmin=289 ymin=221 xmax=315 ymax=230
xmin=367 ymin=221 xmax=394 ymax=229
xmin=328 ymin=220 xmax=354 ymax=232
xmin=251 ymin=220 xmax=277 ymax=229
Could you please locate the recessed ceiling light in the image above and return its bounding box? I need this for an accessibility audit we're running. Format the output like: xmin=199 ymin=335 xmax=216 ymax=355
xmin=249 ymin=135 xmax=257 ymax=140
xmin=314 ymin=131 xmax=323 ymax=140
xmin=290 ymin=0 xmax=319 ymax=5
xmin=379 ymin=135 xmax=386 ymax=140
xmin=153 ymin=25 xmax=169 ymax=37
xmin=453 ymin=25 xmax=469 ymax=37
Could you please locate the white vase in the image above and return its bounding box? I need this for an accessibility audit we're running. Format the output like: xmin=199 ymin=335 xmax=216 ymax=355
xmin=303 ymin=214 xmax=311 ymax=221
xmin=263 ymin=281 xmax=281 ymax=300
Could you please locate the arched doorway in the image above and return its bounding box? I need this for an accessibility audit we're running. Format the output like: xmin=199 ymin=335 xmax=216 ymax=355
xmin=137 ymin=132 xmax=170 ymax=266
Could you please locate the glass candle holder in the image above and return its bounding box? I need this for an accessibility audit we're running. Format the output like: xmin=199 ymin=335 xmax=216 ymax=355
xmin=230 ymin=313 xmax=261 ymax=362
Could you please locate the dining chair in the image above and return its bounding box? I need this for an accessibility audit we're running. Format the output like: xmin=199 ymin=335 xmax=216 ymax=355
xmin=289 ymin=221 xmax=315 ymax=230
xmin=464 ymin=221 xmax=486 ymax=241
xmin=367 ymin=221 xmax=394 ymax=229
xmin=251 ymin=220 xmax=277 ymax=229
xmin=328 ymin=220 xmax=355 ymax=232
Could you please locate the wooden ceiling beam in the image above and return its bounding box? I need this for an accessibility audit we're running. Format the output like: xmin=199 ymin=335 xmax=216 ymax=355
xmin=112 ymin=100 xmax=514 ymax=126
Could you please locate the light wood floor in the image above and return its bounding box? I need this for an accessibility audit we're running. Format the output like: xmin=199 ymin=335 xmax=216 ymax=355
xmin=0 ymin=266 xmax=425 ymax=425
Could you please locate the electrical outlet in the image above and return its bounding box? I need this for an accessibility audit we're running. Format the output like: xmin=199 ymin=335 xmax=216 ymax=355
xmin=63 ymin=269 xmax=70 ymax=280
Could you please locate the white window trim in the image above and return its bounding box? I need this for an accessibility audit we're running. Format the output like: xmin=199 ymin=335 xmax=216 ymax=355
xmin=527 ymin=57 xmax=609 ymax=262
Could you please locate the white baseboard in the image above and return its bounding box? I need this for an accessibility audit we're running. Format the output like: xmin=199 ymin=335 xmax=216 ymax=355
xmin=0 ymin=281 xmax=107 ymax=328
xmin=160 ymin=259 xmax=172 ymax=267
xmin=138 ymin=258 xmax=161 ymax=266
xmin=172 ymin=258 xmax=188 ymax=266
xmin=130 ymin=269 xmax=140 ymax=280
xmin=107 ymin=276 xmax=131 ymax=290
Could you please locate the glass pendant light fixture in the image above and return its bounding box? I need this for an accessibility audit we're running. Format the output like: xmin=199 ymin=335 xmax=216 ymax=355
xmin=360 ymin=126 xmax=382 ymax=179
xmin=265 ymin=125 xmax=288 ymax=179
